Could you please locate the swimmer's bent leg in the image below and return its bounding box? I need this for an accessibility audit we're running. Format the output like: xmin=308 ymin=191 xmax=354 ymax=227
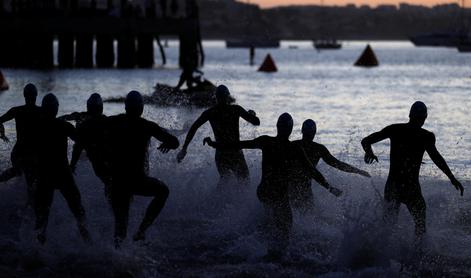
xmin=215 ymin=150 xmax=250 ymax=188
xmin=60 ymin=177 xmax=90 ymax=242
xmin=33 ymin=184 xmax=54 ymax=243
xmin=232 ymin=151 xmax=250 ymax=186
xmin=405 ymin=195 xmax=426 ymax=238
xmin=90 ymin=158 xmax=112 ymax=203
xmin=133 ymin=177 xmax=169 ymax=239
xmin=111 ymin=188 xmax=132 ymax=243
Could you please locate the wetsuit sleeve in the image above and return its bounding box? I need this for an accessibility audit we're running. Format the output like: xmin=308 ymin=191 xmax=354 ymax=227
xmin=64 ymin=121 xmax=78 ymax=142
xmin=237 ymin=105 xmax=260 ymax=126
xmin=0 ymin=108 xmax=16 ymax=138
xmin=361 ymin=125 xmax=393 ymax=154
xmin=425 ymin=132 xmax=457 ymax=180
xmin=150 ymin=121 xmax=180 ymax=150
xmin=181 ymin=110 xmax=210 ymax=150
xmin=70 ymin=143 xmax=84 ymax=168
xmin=297 ymin=146 xmax=331 ymax=189
xmin=209 ymin=136 xmax=265 ymax=150
xmin=58 ymin=112 xmax=82 ymax=122
xmin=70 ymin=124 xmax=86 ymax=168
xmin=0 ymin=107 xmax=17 ymax=124
xmin=321 ymin=145 xmax=366 ymax=175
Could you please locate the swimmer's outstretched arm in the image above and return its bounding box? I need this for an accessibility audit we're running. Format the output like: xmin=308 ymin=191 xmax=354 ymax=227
xmin=299 ymin=147 xmax=342 ymax=197
xmin=203 ymin=136 xmax=263 ymax=150
xmin=237 ymin=106 xmax=260 ymax=126
xmin=58 ymin=112 xmax=84 ymax=122
xmin=361 ymin=127 xmax=391 ymax=164
xmin=321 ymin=146 xmax=370 ymax=177
xmin=70 ymin=143 xmax=84 ymax=172
xmin=151 ymin=123 xmax=180 ymax=153
xmin=177 ymin=111 xmax=209 ymax=162
xmin=0 ymin=108 xmax=16 ymax=142
xmin=426 ymin=134 xmax=464 ymax=196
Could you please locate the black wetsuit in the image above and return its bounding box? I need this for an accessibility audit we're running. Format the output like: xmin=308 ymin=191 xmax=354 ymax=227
xmin=106 ymin=114 xmax=179 ymax=241
xmin=0 ymin=105 xmax=41 ymax=202
xmin=34 ymin=117 xmax=87 ymax=236
xmin=289 ymin=141 xmax=327 ymax=211
xmin=362 ymin=123 xmax=435 ymax=236
xmin=290 ymin=140 xmax=364 ymax=212
xmin=193 ymin=104 xmax=259 ymax=187
xmin=71 ymin=114 xmax=111 ymax=198
xmin=211 ymin=135 xmax=328 ymax=253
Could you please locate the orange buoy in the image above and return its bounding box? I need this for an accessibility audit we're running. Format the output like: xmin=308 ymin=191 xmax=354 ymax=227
xmin=354 ymin=44 xmax=379 ymax=67
xmin=0 ymin=70 xmax=9 ymax=91
xmin=258 ymin=54 xmax=278 ymax=72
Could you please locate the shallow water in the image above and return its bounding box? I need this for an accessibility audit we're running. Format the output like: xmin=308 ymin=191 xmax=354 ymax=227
xmin=0 ymin=41 xmax=470 ymax=277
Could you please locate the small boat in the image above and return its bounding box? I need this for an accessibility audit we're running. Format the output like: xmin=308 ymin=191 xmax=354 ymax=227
xmin=105 ymin=81 xmax=216 ymax=107
xmin=314 ymin=39 xmax=342 ymax=50
xmin=226 ymin=39 xmax=280 ymax=48
xmin=458 ymin=43 xmax=471 ymax=52
xmin=409 ymin=32 xmax=463 ymax=47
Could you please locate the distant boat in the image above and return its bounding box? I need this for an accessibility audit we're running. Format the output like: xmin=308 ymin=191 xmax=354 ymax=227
xmin=457 ymin=38 xmax=471 ymax=52
xmin=411 ymin=1 xmax=469 ymax=48
xmin=314 ymin=39 xmax=342 ymax=50
xmin=226 ymin=39 xmax=280 ymax=48
xmin=409 ymin=33 xmax=463 ymax=47
xmin=457 ymin=44 xmax=471 ymax=52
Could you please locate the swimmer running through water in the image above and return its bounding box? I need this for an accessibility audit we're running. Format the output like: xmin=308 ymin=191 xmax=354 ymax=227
xmin=204 ymin=113 xmax=342 ymax=258
xmin=362 ymin=101 xmax=464 ymax=241
xmin=0 ymin=84 xmax=42 ymax=206
xmin=178 ymin=85 xmax=260 ymax=190
xmin=290 ymin=119 xmax=370 ymax=213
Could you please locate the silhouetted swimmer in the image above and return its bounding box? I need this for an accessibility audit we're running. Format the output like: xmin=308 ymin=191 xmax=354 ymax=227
xmin=177 ymin=85 xmax=260 ymax=189
xmin=204 ymin=113 xmax=342 ymax=259
xmin=34 ymin=93 xmax=90 ymax=244
xmin=0 ymin=83 xmax=41 ymax=205
xmin=106 ymin=91 xmax=179 ymax=246
xmin=290 ymin=119 xmax=370 ymax=212
xmin=362 ymin=101 xmax=464 ymax=240
xmin=249 ymin=46 xmax=255 ymax=66
xmin=175 ymin=62 xmax=200 ymax=91
xmin=61 ymin=94 xmax=112 ymax=201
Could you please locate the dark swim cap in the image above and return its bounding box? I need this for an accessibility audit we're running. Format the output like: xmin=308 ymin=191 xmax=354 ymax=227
xmin=125 ymin=91 xmax=144 ymax=116
xmin=215 ymin=85 xmax=235 ymax=104
xmin=302 ymin=119 xmax=317 ymax=135
xmin=87 ymin=93 xmax=103 ymax=107
xmin=277 ymin=113 xmax=293 ymax=129
xmin=23 ymin=83 xmax=38 ymax=98
xmin=42 ymin=93 xmax=59 ymax=117
xmin=409 ymin=101 xmax=427 ymax=118
xmin=87 ymin=93 xmax=103 ymax=115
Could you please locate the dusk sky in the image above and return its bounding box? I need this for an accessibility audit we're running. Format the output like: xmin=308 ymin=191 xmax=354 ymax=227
xmin=250 ymin=0 xmax=461 ymax=8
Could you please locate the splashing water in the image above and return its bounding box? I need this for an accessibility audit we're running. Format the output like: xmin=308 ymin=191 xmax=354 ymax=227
xmin=0 ymin=41 xmax=470 ymax=276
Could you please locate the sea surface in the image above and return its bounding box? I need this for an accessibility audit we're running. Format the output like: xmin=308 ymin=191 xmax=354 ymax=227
xmin=0 ymin=41 xmax=470 ymax=277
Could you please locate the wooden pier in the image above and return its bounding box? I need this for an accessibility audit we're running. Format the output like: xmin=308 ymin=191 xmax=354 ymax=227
xmin=0 ymin=1 xmax=204 ymax=69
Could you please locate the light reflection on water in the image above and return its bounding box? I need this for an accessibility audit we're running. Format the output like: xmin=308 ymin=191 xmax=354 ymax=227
xmin=0 ymin=41 xmax=470 ymax=276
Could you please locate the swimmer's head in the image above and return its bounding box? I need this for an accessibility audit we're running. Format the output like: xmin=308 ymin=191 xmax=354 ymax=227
xmin=41 ymin=93 xmax=59 ymax=118
xmin=277 ymin=112 xmax=293 ymax=139
xmin=87 ymin=93 xmax=103 ymax=116
xmin=125 ymin=91 xmax=144 ymax=117
xmin=23 ymin=83 xmax=38 ymax=106
xmin=215 ymin=85 xmax=235 ymax=105
xmin=302 ymin=119 xmax=317 ymax=140
xmin=409 ymin=101 xmax=427 ymax=127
